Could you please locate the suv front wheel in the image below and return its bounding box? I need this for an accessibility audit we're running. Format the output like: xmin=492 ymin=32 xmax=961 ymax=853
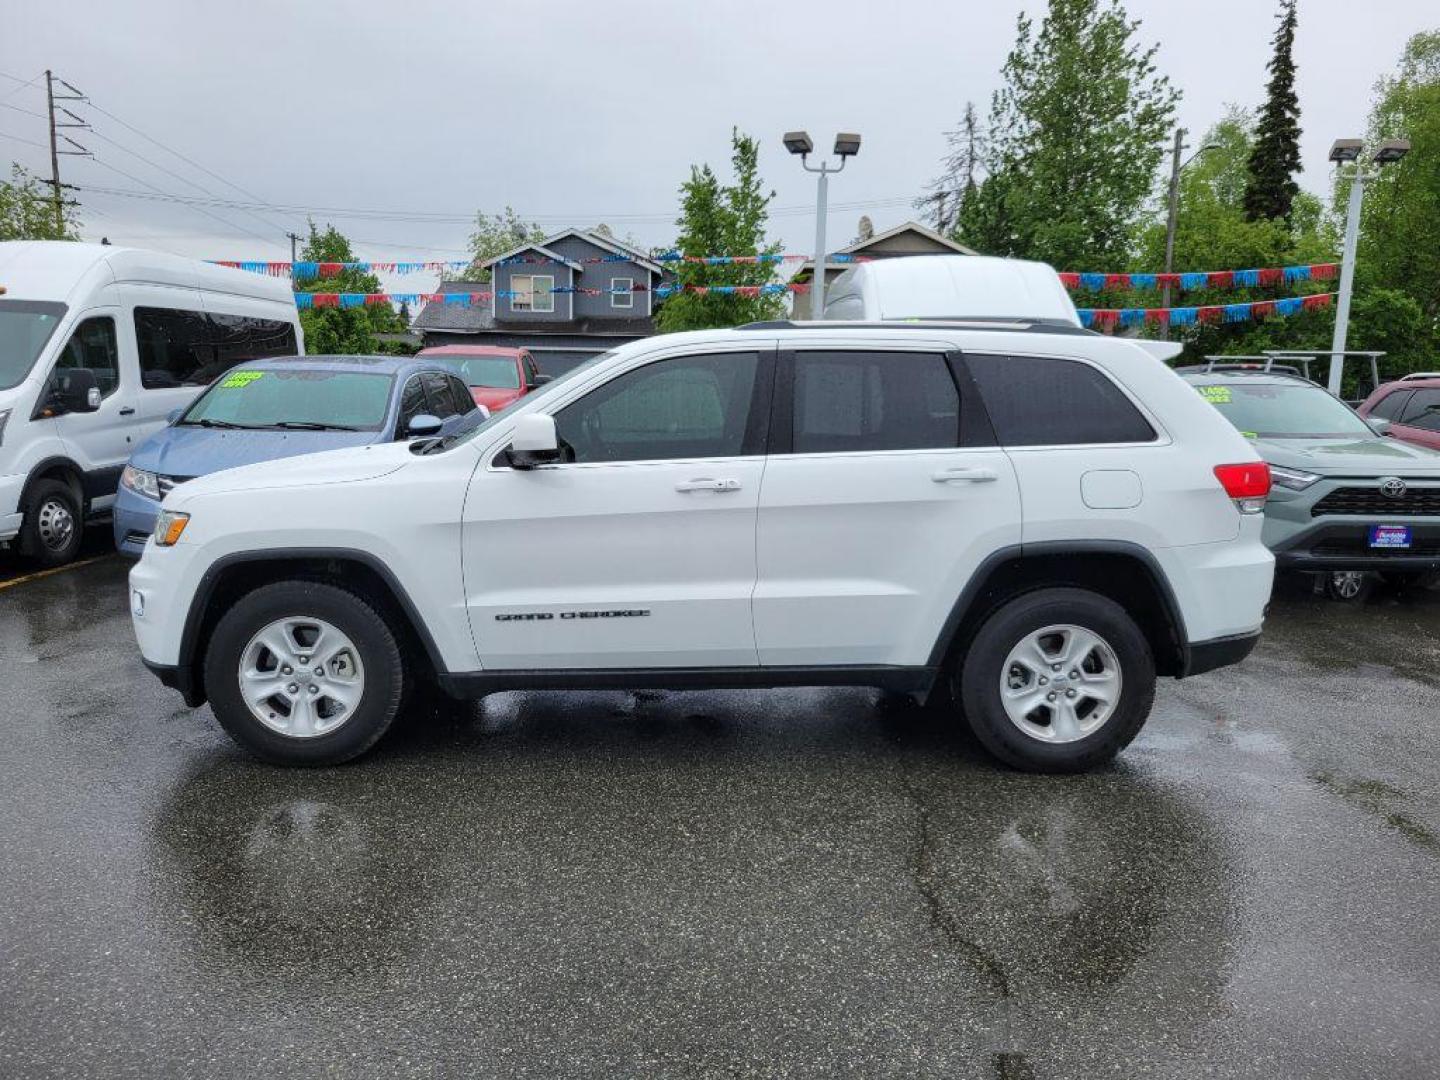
xmin=203 ymin=581 xmax=405 ymax=765
xmin=955 ymin=588 xmax=1155 ymax=773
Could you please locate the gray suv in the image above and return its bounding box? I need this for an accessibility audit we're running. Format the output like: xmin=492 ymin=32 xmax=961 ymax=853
xmin=1181 ymin=369 xmax=1440 ymax=599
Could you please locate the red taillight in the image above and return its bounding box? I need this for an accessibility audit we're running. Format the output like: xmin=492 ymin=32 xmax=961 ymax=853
xmin=1213 ymin=462 xmax=1271 ymax=499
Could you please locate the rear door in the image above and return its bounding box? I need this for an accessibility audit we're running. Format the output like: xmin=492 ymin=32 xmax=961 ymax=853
xmin=753 ymin=345 xmax=1021 ymax=667
xmin=464 ymin=345 xmax=772 ymax=670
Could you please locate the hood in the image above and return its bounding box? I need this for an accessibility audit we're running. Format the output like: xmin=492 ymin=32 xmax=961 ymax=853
xmin=471 ymin=386 xmax=523 ymax=412
xmin=163 ymin=440 xmax=415 ymax=505
xmin=132 ymin=425 xmax=377 ymax=479
xmin=1253 ymin=435 xmax=1440 ymax=475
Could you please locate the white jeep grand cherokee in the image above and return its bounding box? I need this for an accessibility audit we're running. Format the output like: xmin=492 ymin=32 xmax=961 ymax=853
xmin=130 ymin=320 xmax=1274 ymax=771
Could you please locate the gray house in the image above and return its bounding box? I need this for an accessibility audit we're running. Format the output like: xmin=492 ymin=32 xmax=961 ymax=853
xmin=414 ymin=228 xmax=666 ymax=374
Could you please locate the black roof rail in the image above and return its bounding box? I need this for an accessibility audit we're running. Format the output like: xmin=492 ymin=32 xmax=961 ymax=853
xmin=733 ymin=318 xmax=1096 ymax=337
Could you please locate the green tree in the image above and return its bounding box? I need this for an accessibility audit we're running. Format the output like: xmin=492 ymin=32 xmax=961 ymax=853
xmin=0 ymin=163 xmax=79 ymax=240
xmin=971 ymin=0 xmax=1178 ymax=266
xmin=452 ymin=207 xmax=547 ymax=282
xmin=294 ymin=221 xmax=407 ymax=355
xmin=655 ymin=129 xmax=784 ymax=332
xmin=1243 ymin=0 xmax=1302 ymax=222
xmin=922 ymin=101 xmax=984 ymax=235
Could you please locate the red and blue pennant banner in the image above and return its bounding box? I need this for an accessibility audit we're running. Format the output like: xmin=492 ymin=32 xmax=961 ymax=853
xmin=293 ymin=282 xmax=808 ymax=308
xmin=215 ymin=253 xmax=868 ymax=280
xmin=1076 ymin=292 xmax=1335 ymax=331
xmin=1059 ymin=262 xmax=1338 ymax=293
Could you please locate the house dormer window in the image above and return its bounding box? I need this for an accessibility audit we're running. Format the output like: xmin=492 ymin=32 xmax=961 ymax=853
xmin=610 ymin=276 xmax=634 ymax=309
xmin=511 ymin=274 xmax=554 ymax=313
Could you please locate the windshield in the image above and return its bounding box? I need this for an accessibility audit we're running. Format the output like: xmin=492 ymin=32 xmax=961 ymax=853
xmin=432 ymin=355 xmax=521 ymax=390
xmin=0 ymin=301 xmax=68 ymax=391
xmin=181 ymin=369 xmax=394 ymax=431
xmin=1195 ymin=382 xmax=1374 ymax=439
xmin=448 ymin=351 xmax=613 ymax=449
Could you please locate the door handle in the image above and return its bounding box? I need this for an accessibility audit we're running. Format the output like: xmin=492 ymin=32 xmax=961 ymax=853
xmin=932 ymin=467 xmax=998 ymax=483
xmin=118 ymin=407 xmax=136 ymax=416
xmin=675 ymin=478 xmax=742 ymax=493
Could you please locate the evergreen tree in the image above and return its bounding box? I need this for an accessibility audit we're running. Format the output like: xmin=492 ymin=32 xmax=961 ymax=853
xmin=655 ymin=129 xmax=784 ymax=332
xmin=1242 ymin=0 xmax=1302 ymax=223
xmin=979 ymin=0 xmax=1179 ymax=267
xmin=921 ymin=101 xmax=984 ymax=236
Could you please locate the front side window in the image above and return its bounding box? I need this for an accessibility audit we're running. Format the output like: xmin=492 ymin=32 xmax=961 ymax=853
xmin=1399 ymin=389 xmax=1440 ymax=432
xmin=510 ymin=275 xmax=554 ymax=313
xmin=53 ymin=316 xmax=120 ymax=398
xmin=555 ymin=352 xmax=759 ymax=463
xmin=1191 ymin=381 xmax=1373 ymax=439
xmin=421 ymin=372 xmax=459 ymax=419
xmin=791 ymin=351 xmax=959 ymax=453
xmin=610 ymin=277 xmax=634 ymax=309
xmin=967 ymin=354 xmax=1156 ymax=446
xmin=180 ymin=369 xmax=394 ymax=431
xmin=0 ymin=300 xmax=67 ymax=391
xmin=1368 ymin=389 xmax=1412 ymax=421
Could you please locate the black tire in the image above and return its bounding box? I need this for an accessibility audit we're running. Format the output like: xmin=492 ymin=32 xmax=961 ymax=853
xmin=955 ymin=588 xmax=1155 ymax=773
xmin=19 ymin=479 xmax=83 ymax=567
xmin=203 ymin=581 xmax=405 ymax=766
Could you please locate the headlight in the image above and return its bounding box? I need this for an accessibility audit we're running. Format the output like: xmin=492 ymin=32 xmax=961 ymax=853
xmin=122 ymin=465 xmax=162 ymax=500
xmin=0 ymin=408 xmax=11 ymax=449
xmin=1269 ymin=465 xmax=1321 ymax=491
xmin=153 ymin=510 xmax=190 ymax=547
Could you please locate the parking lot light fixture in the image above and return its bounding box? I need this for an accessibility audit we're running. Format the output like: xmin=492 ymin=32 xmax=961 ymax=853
xmin=1329 ymin=139 xmax=1364 ymax=163
xmin=1371 ymin=139 xmax=1410 ymax=164
xmin=785 ymin=129 xmax=861 ymax=319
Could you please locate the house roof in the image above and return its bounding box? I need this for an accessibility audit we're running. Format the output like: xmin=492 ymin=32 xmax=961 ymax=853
xmin=792 ymin=220 xmax=979 ymax=281
xmin=479 ymin=241 xmax=582 ymax=271
xmin=480 ymin=227 xmax=664 ymax=276
xmin=411 ymin=280 xmax=497 ymax=333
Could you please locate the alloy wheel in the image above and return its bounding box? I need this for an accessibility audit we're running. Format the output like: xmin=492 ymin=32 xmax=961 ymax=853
xmin=238 ymin=617 xmax=366 ymax=738
xmin=998 ymin=624 xmax=1123 ymax=744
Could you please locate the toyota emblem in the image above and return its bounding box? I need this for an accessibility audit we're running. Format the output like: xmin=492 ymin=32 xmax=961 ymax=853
xmin=1380 ymin=477 xmax=1407 ymax=499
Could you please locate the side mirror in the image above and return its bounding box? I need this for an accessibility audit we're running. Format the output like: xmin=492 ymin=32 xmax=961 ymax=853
xmin=1366 ymin=417 xmax=1393 ymax=437
xmin=166 ymin=408 xmax=184 ymax=425
xmin=532 ymin=373 xmax=553 ymax=387
xmin=505 ymin=413 xmax=561 ymax=469
xmin=51 ymin=368 xmax=101 ymax=414
xmin=405 ymin=413 xmax=444 ymax=438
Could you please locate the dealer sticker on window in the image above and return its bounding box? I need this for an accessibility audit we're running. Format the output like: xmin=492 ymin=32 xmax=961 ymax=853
xmin=1369 ymin=524 xmax=1412 ymax=549
xmin=220 ymin=371 xmax=265 ymax=389
xmin=1197 ymin=385 xmax=1232 ymax=404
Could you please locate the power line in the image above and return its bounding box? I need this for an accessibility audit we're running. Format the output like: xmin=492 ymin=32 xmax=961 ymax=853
xmin=0 ymin=129 xmax=49 ymax=151
xmin=82 ymin=154 xmax=278 ymax=247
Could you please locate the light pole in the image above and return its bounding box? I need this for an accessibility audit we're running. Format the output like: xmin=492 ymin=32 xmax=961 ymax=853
xmin=1160 ymin=129 xmax=1221 ymax=334
xmin=784 ymin=131 xmax=861 ymax=319
xmin=1327 ymin=137 xmax=1410 ymax=395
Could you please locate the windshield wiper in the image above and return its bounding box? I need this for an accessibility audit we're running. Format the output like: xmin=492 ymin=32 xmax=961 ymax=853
xmin=272 ymin=421 xmax=360 ymax=431
xmin=178 ymin=418 xmax=256 ymax=429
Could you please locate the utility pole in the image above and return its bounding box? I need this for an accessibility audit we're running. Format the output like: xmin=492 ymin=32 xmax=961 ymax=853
xmin=44 ymin=70 xmax=91 ymax=237
xmin=286 ymin=231 xmax=301 ymax=263
xmin=1160 ymin=128 xmax=1185 ymax=335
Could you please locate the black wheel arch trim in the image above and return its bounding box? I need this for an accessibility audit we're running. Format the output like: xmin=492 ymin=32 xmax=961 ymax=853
xmin=176 ymin=547 xmax=449 ymax=682
xmin=20 ymin=456 xmax=87 ymax=508
xmin=925 ymin=540 xmax=1191 ymax=672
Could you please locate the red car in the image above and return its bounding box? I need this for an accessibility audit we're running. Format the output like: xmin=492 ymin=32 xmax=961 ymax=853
xmin=1357 ymin=376 xmax=1440 ymax=451
xmin=416 ymin=345 xmax=546 ymax=413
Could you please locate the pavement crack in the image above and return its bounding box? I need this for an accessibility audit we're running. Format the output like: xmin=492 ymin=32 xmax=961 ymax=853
xmin=898 ymin=768 xmax=1011 ymax=999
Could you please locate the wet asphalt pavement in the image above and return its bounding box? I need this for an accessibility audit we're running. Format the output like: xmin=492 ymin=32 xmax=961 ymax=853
xmin=2 ymin=542 xmax=1440 ymax=1079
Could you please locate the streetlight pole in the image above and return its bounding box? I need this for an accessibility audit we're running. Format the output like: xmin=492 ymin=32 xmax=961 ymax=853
xmin=784 ymin=131 xmax=861 ymax=320
xmin=1161 ymin=127 xmax=1185 ymax=319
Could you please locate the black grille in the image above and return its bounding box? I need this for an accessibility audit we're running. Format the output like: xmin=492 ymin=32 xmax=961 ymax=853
xmin=1311 ymin=486 xmax=1440 ymax=517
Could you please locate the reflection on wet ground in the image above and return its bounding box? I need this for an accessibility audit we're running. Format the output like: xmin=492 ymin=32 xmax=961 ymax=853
xmin=2 ymin=562 xmax=1439 ymax=1077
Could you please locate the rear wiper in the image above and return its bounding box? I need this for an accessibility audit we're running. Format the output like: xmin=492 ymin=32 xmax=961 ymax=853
xmin=272 ymin=421 xmax=359 ymax=431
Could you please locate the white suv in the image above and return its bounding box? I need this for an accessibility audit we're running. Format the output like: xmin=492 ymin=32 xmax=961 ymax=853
xmin=129 ymin=320 xmax=1275 ymax=771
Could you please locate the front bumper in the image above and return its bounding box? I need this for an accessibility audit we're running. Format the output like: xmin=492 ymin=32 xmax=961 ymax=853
xmin=1269 ymin=521 xmax=1440 ymax=572
xmin=142 ymin=659 xmax=205 ymax=708
xmin=0 ymin=470 xmax=24 ymax=543
xmin=113 ymin=484 xmax=161 ymax=557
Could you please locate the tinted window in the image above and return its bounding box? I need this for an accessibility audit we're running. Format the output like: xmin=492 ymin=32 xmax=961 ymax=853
xmin=967 ymin=354 xmax=1156 ymax=446
xmin=792 ymin=351 xmax=959 ymax=453
xmin=1369 ymin=389 xmax=1412 ymax=421
xmin=53 ymin=316 xmax=120 ymax=397
xmin=0 ymin=300 xmax=67 ymax=391
xmin=447 ymin=376 xmax=477 ymax=415
xmin=180 ymin=370 xmax=393 ymax=430
xmin=398 ymin=376 xmax=427 ymax=431
xmin=136 ymin=308 xmax=296 ymax=389
xmin=556 ymin=352 xmax=759 ymax=463
xmin=1400 ymin=389 xmax=1440 ymax=432
xmin=421 ymin=372 xmax=459 ymax=419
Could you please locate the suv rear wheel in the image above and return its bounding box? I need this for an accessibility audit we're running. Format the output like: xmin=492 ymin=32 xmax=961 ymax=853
xmin=955 ymin=588 xmax=1155 ymax=773
xmin=203 ymin=581 xmax=405 ymax=765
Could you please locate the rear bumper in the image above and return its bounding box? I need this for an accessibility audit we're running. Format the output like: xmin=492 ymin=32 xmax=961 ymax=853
xmin=1180 ymin=630 xmax=1260 ymax=677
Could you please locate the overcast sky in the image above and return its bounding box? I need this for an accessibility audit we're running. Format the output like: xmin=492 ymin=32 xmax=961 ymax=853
xmin=3 ymin=0 xmax=1434 ymax=281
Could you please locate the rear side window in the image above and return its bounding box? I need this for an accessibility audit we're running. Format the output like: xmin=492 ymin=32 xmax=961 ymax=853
xmin=791 ymin=351 xmax=959 ymax=453
xmin=965 ymin=353 xmax=1155 ymax=446
xmin=1368 ymin=389 xmax=1412 ymax=421
xmin=136 ymin=308 xmax=297 ymax=389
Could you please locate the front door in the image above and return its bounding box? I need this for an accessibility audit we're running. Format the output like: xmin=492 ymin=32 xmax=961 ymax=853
xmin=464 ymin=347 xmax=772 ymax=670
xmin=47 ymin=308 xmax=136 ymax=507
xmin=753 ymin=346 xmax=1022 ymax=667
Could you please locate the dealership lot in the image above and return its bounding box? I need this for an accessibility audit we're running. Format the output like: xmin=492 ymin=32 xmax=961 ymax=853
xmin=2 ymin=552 xmax=1439 ymax=1078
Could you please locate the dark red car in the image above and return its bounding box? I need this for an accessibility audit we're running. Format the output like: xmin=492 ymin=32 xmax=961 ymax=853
xmin=1357 ymin=376 xmax=1440 ymax=451
xmin=416 ymin=345 xmax=546 ymax=413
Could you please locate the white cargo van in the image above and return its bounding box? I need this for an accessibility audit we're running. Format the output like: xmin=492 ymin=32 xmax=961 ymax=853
xmin=821 ymin=254 xmax=1081 ymax=326
xmin=0 ymin=242 xmax=302 ymax=566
